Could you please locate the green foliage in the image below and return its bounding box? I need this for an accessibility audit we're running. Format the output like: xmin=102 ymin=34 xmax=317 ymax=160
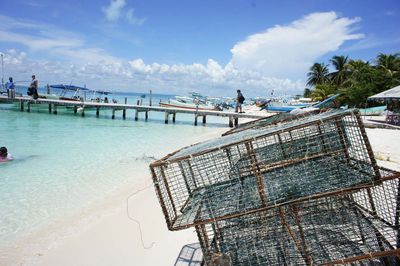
xmin=306 ymin=52 xmax=400 ymax=107
xmin=310 ymin=84 xmax=336 ymax=101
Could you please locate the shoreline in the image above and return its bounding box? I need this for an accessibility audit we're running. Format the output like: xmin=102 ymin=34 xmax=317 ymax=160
xmin=0 ymin=126 xmax=229 ymax=266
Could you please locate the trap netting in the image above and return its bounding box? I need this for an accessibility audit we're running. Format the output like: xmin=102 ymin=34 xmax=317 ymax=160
xmin=222 ymin=109 xmax=322 ymax=136
xmin=150 ymin=109 xmax=382 ymax=230
xmin=195 ymin=171 xmax=400 ymax=266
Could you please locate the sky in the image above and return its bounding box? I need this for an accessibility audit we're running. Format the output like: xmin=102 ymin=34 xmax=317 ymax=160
xmin=0 ymin=0 xmax=399 ymax=97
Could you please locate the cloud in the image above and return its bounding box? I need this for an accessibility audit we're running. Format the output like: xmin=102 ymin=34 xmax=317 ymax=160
xmin=0 ymin=12 xmax=364 ymax=97
xmin=102 ymin=0 xmax=146 ymax=25
xmin=102 ymin=0 xmax=126 ymax=21
xmin=230 ymin=12 xmax=364 ymax=79
xmin=126 ymin=8 xmax=146 ymax=25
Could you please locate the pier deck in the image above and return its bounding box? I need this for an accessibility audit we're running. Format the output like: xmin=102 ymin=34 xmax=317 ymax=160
xmin=0 ymin=95 xmax=267 ymax=127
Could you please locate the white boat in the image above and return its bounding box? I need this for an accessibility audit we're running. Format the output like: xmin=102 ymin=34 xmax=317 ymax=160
xmin=159 ymin=99 xmax=221 ymax=111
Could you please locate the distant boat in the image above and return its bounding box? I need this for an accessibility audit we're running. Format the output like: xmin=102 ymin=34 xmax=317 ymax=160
xmin=159 ymin=99 xmax=221 ymax=111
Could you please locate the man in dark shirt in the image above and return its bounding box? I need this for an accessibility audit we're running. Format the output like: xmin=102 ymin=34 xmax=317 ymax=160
xmin=235 ymin=89 xmax=245 ymax=113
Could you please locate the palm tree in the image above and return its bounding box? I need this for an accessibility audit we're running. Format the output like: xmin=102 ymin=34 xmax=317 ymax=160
xmin=345 ymin=60 xmax=371 ymax=84
xmin=375 ymin=53 xmax=400 ymax=77
xmin=329 ymin=55 xmax=349 ymax=86
xmin=310 ymin=84 xmax=336 ymax=101
xmin=306 ymin=63 xmax=330 ymax=87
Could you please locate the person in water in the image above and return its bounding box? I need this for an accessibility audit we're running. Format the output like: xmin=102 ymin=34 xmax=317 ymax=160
xmin=0 ymin=146 xmax=13 ymax=162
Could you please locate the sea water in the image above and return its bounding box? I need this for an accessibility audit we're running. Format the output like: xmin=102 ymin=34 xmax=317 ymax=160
xmin=0 ymin=95 xmax=227 ymax=246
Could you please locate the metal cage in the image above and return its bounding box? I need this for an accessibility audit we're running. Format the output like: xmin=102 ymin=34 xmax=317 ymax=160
xmin=150 ymin=109 xmax=383 ymax=230
xmin=195 ymin=172 xmax=400 ymax=266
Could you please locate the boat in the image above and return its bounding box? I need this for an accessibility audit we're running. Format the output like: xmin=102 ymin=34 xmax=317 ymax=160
xmin=160 ymin=93 xmax=222 ymax=111
xmin=159 ymin=99 xmax=221 ymax=111
xmin=38 ymin=84 xmax=89 ymax=101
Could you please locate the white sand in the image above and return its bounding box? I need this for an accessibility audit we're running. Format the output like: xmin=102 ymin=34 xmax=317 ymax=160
xmin=1 ymin=118 xmax=399 ymax=266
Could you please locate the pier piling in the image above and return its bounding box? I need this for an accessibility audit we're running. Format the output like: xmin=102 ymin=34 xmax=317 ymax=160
xmin=53 ymin=104 xmax=57 ymax=115
xmin=48 ymin=104 xmax=52 ymax=113
xmin=123 ymin=97 xmax=127 ymax=119
xmin=135 ymin=109 xmax=139 ymax=121
xmin=165 ymin=112 xmax=169 ymax=124
xmin=172 ymin=113 xmax=176 ymax=123
xmin=112 ymin=109 xmax=115 ymax=119
xmin=20 ymin=100 xmax=24 ymax=111
xmin=27 ymin=101 xmax=31 ymax=112
xmin=203 ymin=115 xmax=206 ymax=124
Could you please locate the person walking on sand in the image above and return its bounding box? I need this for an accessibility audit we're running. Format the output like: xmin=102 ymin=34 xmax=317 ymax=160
xmin=27 ymin=74 xmax=39 ymax=99
xmin=6 ymin=77 xmax=15 ymax=99
xmin=235 ymin=89 xmax=245 ymax=113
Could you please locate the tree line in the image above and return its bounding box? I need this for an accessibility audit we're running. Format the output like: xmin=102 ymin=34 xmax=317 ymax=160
xmin=304 ymin=53 xmax=400 ymax=107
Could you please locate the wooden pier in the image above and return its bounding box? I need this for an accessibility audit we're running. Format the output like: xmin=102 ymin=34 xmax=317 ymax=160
xmin=0 ymin=96 xmax=267 ymax=127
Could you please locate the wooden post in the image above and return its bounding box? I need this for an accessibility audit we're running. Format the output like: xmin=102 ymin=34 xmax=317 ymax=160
xmin=135 ymin=109 xmax=139 ymax=121
xmin=165 ymin=112 xmax=169 ymax=124
xmin=145 ymin=111 xmax=148 ymax=120
xmin=53 ymin=104 xmax=58 ymax=115
xmin=27 ymin=101 xmax=31 ymax=112
xmin=202 ymin=115 xmax=206 ymax=124
xmin=81 ymin=107 xmax=84 ymax=117
xmin=228 ymin=116 xmax=233 ymax=127
xmin=74 ymin=106 xmax=77 ymax=114
xmin=194 ymin=113 xmax=198 ymax=126
xmin=96 ymin=107 xmax=99 ymax=117
xmin=48 ymin=104 xmax=52 ymax=113
xmin=122 ymin=97 xmax=127 ymax=119
xmin=20 ymin=100 xmax=24 ymax=111
xmin=234 ymin=117 xmax=239 ymax=127
xmin=149 ymin=90 xmax=152 ymax=106
xmin=112 ymin=108 xmax=115 ymax=119
xmin=172 ymin=113 xmax=176 ymax=123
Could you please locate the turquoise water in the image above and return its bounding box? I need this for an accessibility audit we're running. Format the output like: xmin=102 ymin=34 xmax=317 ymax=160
xmin=0 ymin=101 xmax=227 ymax=245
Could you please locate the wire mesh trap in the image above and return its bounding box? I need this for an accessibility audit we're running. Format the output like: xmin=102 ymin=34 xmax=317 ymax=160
xmin=222 ymin=109 xmax=322 ymax=136
xmin=150 ymin=109 xmax=383 ymax=230
xmin=174 ymin=242 xmax=204 ymax=266
xmin=195 ymin=173 xmax=400 ymax=266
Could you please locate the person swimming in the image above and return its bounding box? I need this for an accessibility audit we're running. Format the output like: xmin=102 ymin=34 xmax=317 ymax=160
xmin=0 ymin=146 xmax=13 ymax=162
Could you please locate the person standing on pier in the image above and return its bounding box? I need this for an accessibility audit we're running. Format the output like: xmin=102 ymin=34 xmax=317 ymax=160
xmin=6 ymin=77 xmax=15 ymax=99
xmin=235 ymin=89 xmax=245 ymax=113
xmin=28 ymin=74 xmax=39 ymax=99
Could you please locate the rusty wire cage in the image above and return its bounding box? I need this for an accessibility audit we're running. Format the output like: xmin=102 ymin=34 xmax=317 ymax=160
xmin=195 ymin=170 xmax=400 ymax=266
xmin=222 ymin=109 xmax=322 ymax=136
xmin=150 ymin=109 xmax=384 ymax=231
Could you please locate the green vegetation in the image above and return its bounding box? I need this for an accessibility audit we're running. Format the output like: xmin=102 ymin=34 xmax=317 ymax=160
xmin=305 ymin=53 xmax=400 ymax=107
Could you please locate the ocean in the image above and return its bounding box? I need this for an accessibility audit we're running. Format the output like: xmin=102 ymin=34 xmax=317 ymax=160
xmin=0 ymin=91 xmax=227 ymax=246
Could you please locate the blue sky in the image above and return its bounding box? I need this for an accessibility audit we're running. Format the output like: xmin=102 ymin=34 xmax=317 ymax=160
xmin=0 ymin=0 xmax=399 ymax=97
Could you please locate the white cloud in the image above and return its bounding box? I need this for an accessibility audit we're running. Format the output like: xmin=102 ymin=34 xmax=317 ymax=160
xmin=102 ymin=0 xmax=126 ymax=21
xmin=102 ymin=0 xmax=146 ymax=25
xmin=126 ymin=8 xmax=146 ymax=25
xmin=0 ymin=12 xmax=365 ymax=97
xmin=230 ymin=12 xmax=364 ymax=79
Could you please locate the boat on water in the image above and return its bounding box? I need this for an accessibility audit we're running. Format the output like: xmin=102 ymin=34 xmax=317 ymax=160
xmin=159 ymin=99 xmax=221 ymax=111
xmin=38 ymin=84 xmax=89 ymax=101
xmin=160 ymin=93 xmax=222 ymax=111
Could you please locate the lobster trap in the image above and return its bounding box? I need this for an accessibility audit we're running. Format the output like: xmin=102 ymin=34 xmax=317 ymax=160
xmin=195 ymin=171 xmax=400 ymax=266
xmin=150 ymin=109 xmax=383 ymax=231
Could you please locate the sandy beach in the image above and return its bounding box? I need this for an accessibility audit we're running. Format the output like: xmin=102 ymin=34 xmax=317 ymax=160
xmin=1 ymin=111 xmax=399 ymax=266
